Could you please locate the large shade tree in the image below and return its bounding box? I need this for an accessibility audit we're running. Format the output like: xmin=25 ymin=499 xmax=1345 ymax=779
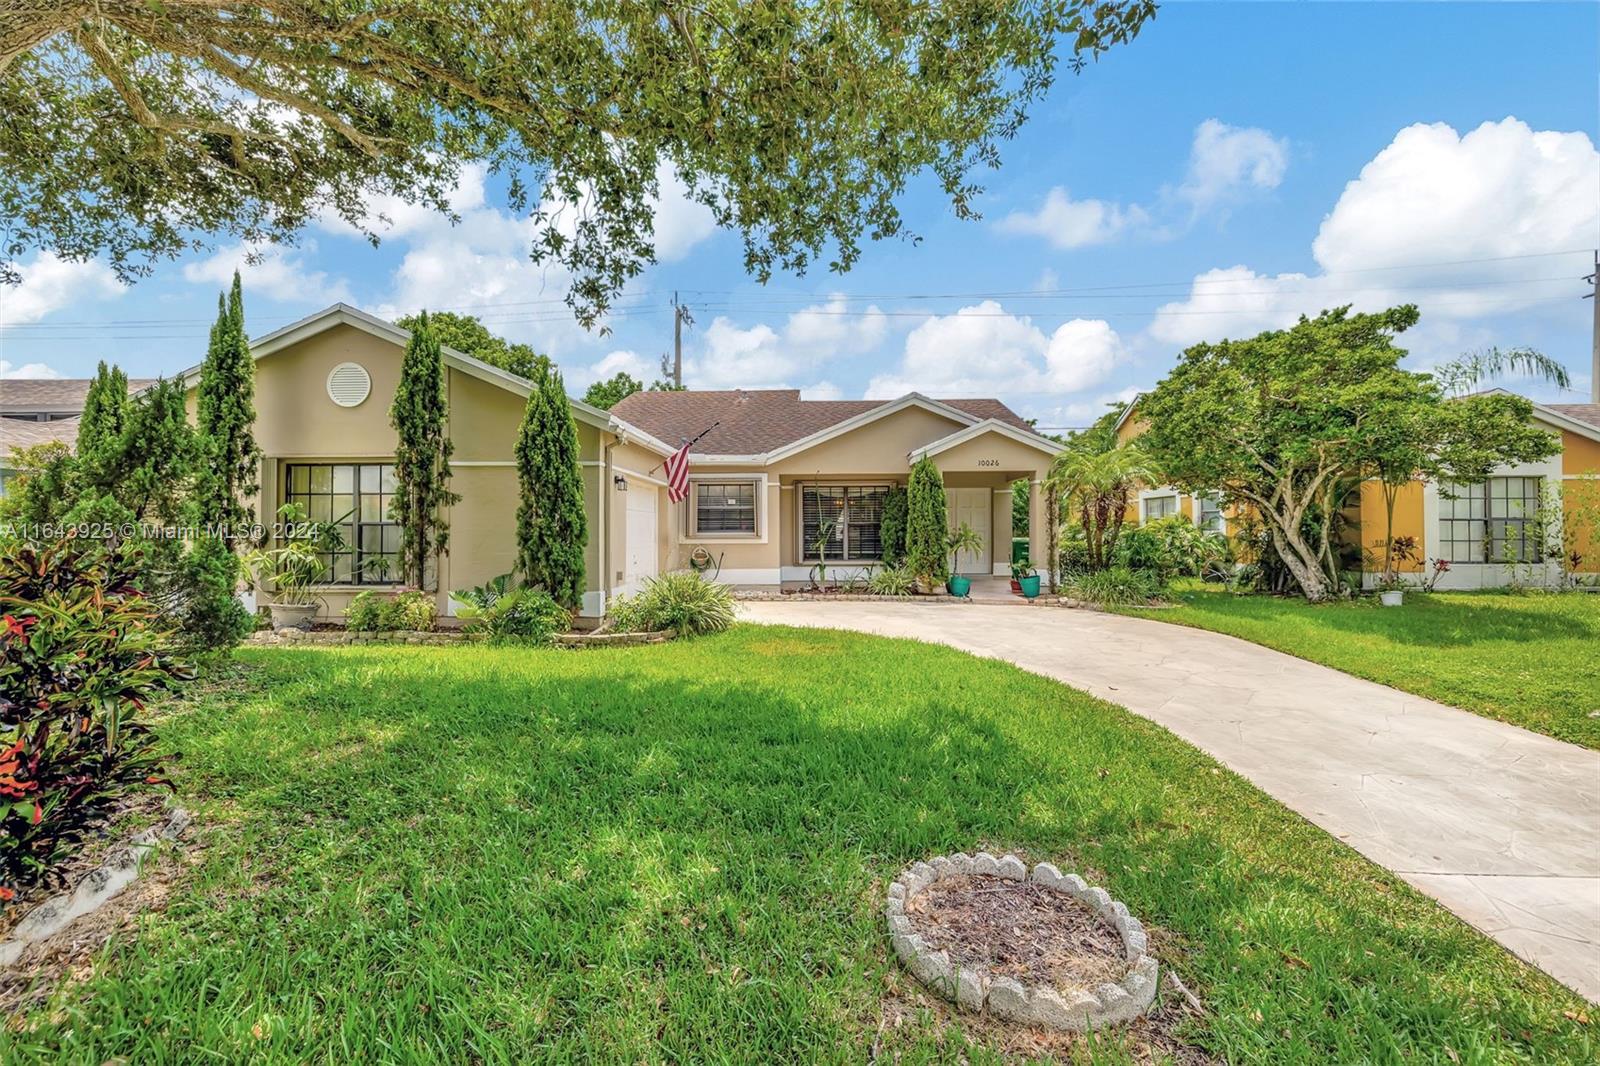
xmin=395 ymin=311 xmax=549 ymax=380
xmin=1 ymin=2 xmax=1155 ymax=321
xmin=1139 ymin=306 xmax=1560 ymax=602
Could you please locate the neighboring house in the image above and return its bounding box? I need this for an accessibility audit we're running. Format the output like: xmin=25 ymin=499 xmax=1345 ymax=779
xmin=1 ymin=377 xmax=152 ymax=495
xmin=610 ymin=388 xmax=1060 ymax=587
xmin=1111 ymin=394 xmax=1600 ymax=588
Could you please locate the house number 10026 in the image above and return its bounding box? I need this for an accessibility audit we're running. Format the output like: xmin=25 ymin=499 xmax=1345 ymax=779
xmin=977 ymin=459 xmax=1000 ymax=467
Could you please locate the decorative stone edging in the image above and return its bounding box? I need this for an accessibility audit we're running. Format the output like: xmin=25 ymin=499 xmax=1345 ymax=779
xmin=0 ymin=807 xmax=192 ymax=967
xmin=555 ymin=630 xmax=673 ymax=648
xmin=246 ymin=628 xmax=468 ymax=646
xmin=885 ymin=852 xmax=1159 ymax=1031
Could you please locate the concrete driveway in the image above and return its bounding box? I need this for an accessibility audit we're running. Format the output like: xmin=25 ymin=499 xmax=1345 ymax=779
xmin=739 ymin=599 xmax=1600 ymax=1001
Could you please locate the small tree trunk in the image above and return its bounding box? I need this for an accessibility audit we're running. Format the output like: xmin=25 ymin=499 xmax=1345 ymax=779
xmin=1267 ymin=509 xmax=1331 ymax=601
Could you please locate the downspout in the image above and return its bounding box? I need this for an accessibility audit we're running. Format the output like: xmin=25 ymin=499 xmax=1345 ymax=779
xmin=600 ymin=436 xmax=616 ymax=612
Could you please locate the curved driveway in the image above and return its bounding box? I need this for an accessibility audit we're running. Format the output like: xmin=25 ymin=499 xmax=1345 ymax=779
xmin=739 ymin=599 xmax=1600 ymax=1001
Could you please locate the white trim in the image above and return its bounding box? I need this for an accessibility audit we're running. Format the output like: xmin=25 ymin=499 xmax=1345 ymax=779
xmin=614 ymin=465 xmax=668 ymax=488
xmin=1136 ymin=487 xmax=1182 ymax=524
xmin=161 ymin=303 xmax=613 ymax=431
xmin=1112 ymin=394 xmax=1144 ymax=434
xmin=607 ymin=415 xmax=676 ymax=456
xmin=912 ymin=418 xmax=1062 ymax=461
xmin=453 ymin=460 xmax=517 ymax=467
xmin=683 ymin=473 xmax=770 ymax=543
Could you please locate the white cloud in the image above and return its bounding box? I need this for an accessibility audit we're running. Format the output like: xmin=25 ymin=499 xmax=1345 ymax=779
xmin=996 ymin=187 xmax=1149 ymax=249
xmin=183 ymin=240 xmax=351 ymax=304
xmin=0 ymin=360 xmax=64 ymax=379
xmin=334 ymin=161 xmax=716 ymax=355
xmin=563 ymin=348 xmax=658 ymax=390
xmin=1149 ymin=118 xmax=1599 ymax=347
xmin=686 ymin=294 xmax=888 ymax=390
xmin=865 ymin=301 xmax=1128 ymax=408
xmin=0 ymin=253 xmax=125 ymax=327
xmin=1176 ymin=119 xmax=1289 ymax=211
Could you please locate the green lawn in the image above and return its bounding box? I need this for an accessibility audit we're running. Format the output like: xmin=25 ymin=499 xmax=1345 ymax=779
xmin=3 ymin=631 xmax=1591 ymax=1063
xmin=1119 ymin=584 xmax=1600 ymax=749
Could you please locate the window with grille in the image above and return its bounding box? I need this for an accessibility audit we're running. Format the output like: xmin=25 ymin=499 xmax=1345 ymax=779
xmin=1438 ymin=477 xmax=1543 ymax=563
xmin=284 ymin=463 xmax=399 ymax=584
xmin=801 ymin=485 xmax=889 ymax=561
xmin=693 ymin=481 xmax=758 ymax=535
xmin=1143 ymin=495 xmax=1178 ymax=523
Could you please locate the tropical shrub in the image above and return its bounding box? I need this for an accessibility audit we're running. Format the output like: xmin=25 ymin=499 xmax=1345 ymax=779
xmin=867 ymin=564 xmax=916 ymax=597
xmin=451 ymin=573 xmax=515 ymax=613
xmin=608 ymin=572 xmax=735 ymax=638
xmin=1140 ymin=515 xmax=1228 ymax=579
xmin=1115 ymin=524 xmax=1178 ymax=584
xmin=1066 ymin=566 xmax=1166 ymax=607
xmin=0 ymin=541 xmax=191 ymax=901
xmin=878 ymin=486 xmax=908 ymax=566
xmin=158 ymin=536 xmax=253 ymax=653
xmin=469 ymin=587 xmax=570 ymax=643
xmin=905 ymin=456 xmax=949 ymax=588
xmin=346 ymin=588 xmax=437 ymax=631
xmin=1057 ymin=522 xmax=1092 ymax=577
xmin=344 ymin=590 xmax=386 ymax=632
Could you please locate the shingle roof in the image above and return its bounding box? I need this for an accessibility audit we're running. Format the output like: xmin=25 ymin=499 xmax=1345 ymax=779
xmin=1547 ymin=404 xmax=1600 ymax=430
xmin=610 ymin=389 xmax=1032 ymax=456
xmin=0 ymin=377 xmax=156 ymax=415
xmin=0 ymin=415 xmax=79 ymax=456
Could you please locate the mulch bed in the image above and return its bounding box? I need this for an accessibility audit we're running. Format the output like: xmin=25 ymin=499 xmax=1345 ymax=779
xmin=906 ymin=873 xmax=1128 ymax=991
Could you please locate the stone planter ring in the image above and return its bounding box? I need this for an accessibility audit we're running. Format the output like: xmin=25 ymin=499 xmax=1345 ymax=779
xmin=885 ymin=852 xmax=1159 ymax=1031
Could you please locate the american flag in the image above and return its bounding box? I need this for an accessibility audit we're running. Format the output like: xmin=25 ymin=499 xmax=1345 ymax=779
xmin=664 ymin=442 xmax=693 ymax=503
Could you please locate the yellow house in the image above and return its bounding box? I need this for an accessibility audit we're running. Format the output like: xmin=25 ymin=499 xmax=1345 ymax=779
xmin=151 ymin=304 xmax=1057 ymax=620
xmin=1111 ymin=393 xmax=1600 ymax=588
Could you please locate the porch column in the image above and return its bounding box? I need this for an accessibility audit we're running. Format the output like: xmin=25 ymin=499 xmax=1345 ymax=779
xmin=1027 ymin=478 xmax=1048 ymax=583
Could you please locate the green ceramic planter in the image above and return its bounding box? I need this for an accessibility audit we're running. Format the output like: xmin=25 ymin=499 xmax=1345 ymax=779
xmin=1019 ymin=574 xmax=1042 ymax=599
xmin=947 ymin=575 xmax=972 ymax=598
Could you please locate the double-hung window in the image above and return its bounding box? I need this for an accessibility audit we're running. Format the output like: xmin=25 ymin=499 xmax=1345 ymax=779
xmin=692 ymin=481 xmax=758 ymax=536
xmin=284 ymin=462 xmax=400 ymax=583
xmin=1143 ymin=494 xmax=1178 ymax=523
xmin=1438 ymin=477 xmax=1543 ymax=563
xmin=800 ymin=485 xmax=889 ymax=561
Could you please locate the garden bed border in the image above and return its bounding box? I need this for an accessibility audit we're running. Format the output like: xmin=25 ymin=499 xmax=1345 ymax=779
xmin=886 ymin=852 xmax=1159 ymax=1031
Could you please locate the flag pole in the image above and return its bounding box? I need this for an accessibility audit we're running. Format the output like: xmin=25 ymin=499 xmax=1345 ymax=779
xmin=646 ymin=420 xmax=720 ymax=475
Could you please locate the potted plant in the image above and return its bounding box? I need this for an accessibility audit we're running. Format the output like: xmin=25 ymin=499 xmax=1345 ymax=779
xmin=1017 ymin=564 xmax=1042 ymax=600
xmin=945 ymin=522 xmax=984 ymax=598
xmin=1374 ymin=571 xmax=1406 ymax=607
xmin=1008 ymin=559 xmax=1028 ymax=594
xmin=243 ymin=503 xmax=348 ymax=631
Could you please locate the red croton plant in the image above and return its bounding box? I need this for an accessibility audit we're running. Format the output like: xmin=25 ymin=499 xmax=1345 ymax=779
xmin=0 ymin=539 xmax=193 ymax=903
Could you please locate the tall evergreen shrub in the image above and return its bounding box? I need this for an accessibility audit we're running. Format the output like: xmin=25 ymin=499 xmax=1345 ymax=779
xmin=389 ymin=311 xmax=460 ymax=587
xmin=196 ymin=271 xmax=261 ymax=535
xmin=879 ymin=485 xmax=908 ymax=565
xmin=515 ymin=365 xmax=587 ymax=609
xmin=905 ymin=455 xmax=949 ymax=587
xmin=75 ymin=361 xmax=129 ymax=494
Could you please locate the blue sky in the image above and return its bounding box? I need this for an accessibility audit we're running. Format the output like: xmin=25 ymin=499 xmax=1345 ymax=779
xmin=3 ymin=2 xmax=1597 ymax=429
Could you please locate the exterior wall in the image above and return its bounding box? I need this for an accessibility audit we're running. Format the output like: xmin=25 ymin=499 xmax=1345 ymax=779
xmin=220 ymin=324 xmax=615 ymax=620
xmin=1358 ymin=480 xmax=1426 ymax=573
xmin=1560 ymin=427 xmax=1599 ymax=573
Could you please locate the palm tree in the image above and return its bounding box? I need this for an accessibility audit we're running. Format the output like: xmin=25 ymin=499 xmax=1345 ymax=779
xmin=1434 ymin=346 xmax=1571 ymax=398
xmin=1045 ymin=443 xmax=1153 ymax=573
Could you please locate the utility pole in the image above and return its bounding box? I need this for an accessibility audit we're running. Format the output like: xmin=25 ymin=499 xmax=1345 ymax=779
xmin=660 ymin=292 xmax=693 ymax=389
xmin=1589 ymin=251 xmax=1598 ymax=403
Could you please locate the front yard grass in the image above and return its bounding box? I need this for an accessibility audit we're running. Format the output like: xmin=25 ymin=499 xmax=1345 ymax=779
xmin=1121 ymin=583 xmax=1600 ymax=749
xmin=3 ymin=629 xmax=1592 ymax=1063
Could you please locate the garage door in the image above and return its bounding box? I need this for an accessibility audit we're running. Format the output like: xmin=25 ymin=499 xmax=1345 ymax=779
xmin=623 ymin=486 xmax=659 ymax=594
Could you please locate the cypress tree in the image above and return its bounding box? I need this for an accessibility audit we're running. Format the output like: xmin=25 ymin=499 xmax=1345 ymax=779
xmin=196 ymin=271 xmax=261 ymax=534
xmin=514 ymin=364 xmax=587 ymax=609
xmin=879 ymin=485 xmax=908 ymax=565
xmin=905 ymin=454 xmax=949 ymax=588
xmin=75 ymin=361 xmax=129 ymax=493
xmin=389 ymin=311 xmax=460 ymax=587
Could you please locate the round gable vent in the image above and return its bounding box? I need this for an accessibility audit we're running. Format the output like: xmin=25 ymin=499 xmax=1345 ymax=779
xmin=326 ymin=362 xmax=371 ymax=407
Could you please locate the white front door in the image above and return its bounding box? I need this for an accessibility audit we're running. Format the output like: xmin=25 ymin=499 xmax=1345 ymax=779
xmin=947 ymin=488 xmax=991 ymax=575
xmin=623 ymin=487 xmax=659 ymax=594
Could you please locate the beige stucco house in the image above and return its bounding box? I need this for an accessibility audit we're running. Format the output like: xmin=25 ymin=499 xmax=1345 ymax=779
xmin=162 ymin=304 xmax=1057 ymax=621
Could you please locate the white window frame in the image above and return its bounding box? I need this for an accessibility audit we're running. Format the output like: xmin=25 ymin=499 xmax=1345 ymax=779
xmin=684 ymin=474 xmax=768 ymax=543
xmin=1198 ymin=492 xmax=1225 ymax=534
xmin=1139 ymin=491 xmax=1180 ymax=525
